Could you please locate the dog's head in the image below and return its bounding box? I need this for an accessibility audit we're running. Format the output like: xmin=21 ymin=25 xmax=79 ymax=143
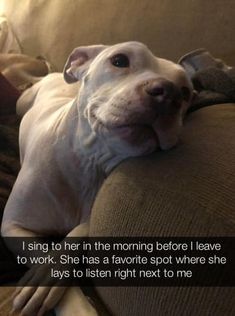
xmin=64 ymin=42 xmax=193 ymax=156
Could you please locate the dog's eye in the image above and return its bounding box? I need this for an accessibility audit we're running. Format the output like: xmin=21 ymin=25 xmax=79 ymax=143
xmin=110 ymin=54 xmax=130 ymax=68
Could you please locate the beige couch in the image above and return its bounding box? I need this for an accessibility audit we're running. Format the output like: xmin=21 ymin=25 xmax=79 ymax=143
xmin=1 ymin=1 xmax=235 ymax=315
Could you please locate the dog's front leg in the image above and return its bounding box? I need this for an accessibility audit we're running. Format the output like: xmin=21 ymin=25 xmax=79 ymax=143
xmin=12 ymin=221 xmax=99 ymax=316
xmin=55 ymin=221 xmax=99 ymax=316
xmin=1 ymin=223 xmax=67 ymax=316
xmin=56 ymin=287 xmax=98 ymax=316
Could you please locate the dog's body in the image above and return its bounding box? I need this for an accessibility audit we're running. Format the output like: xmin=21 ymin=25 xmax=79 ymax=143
xmin=1 ymin=42 xmax=193 ymax=316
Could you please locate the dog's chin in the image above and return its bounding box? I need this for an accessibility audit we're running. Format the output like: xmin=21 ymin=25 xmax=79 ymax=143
xmin=103 ymin=122 xmax=160 ymax=154
xmin=89 ymin=111 xmax=159 ymax=154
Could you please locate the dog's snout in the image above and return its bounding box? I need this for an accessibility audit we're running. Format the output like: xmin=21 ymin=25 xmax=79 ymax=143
xmin=144 ymin=79 xmax=176 ymax=102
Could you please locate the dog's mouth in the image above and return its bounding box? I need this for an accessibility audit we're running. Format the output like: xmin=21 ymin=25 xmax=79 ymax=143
xmin=88 ymin=102 xmax=181 ymax=152
xmin=94 ymin=115 xmax=160 ymax=149
xmin=110 ymin=122 xmax=155 ymax=136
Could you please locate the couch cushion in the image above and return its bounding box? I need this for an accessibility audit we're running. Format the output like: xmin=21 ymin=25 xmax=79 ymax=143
xmin=1 ymin=0 xmax=235 ymax=70
xmin=90 ymin=104 xmax=235 ymax=237
xmin=89 ymin=103 xmax=235 ymax=315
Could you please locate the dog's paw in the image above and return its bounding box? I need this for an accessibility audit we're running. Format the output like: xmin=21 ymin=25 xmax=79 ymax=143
xmin=11 ymin=286 xmax=66 ymax=316
xmin=55 ymin=287 xmax=99 ymax=316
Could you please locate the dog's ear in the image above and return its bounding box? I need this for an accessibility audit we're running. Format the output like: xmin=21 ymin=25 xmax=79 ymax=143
xmin=63 ymin=45 xmax=107 ymax=83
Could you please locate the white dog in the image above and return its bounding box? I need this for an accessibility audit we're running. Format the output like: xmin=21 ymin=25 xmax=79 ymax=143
xmin=1 ymin=42 xmax=193 ymax=316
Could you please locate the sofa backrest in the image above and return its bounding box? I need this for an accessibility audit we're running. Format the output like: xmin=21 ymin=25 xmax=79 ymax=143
xmin=1 ymin=0 xmax=234 ymax=71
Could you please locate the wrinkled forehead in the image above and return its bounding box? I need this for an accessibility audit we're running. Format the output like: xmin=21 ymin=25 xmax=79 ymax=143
xmin=85 ymin=41 xmax=191 ymax=91
xmin=94 ymin=41 xmax=156 ymax=67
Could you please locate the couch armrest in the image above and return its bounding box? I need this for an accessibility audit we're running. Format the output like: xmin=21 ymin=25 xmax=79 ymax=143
xmin=89 ymin=104 xmax=235 ymax=316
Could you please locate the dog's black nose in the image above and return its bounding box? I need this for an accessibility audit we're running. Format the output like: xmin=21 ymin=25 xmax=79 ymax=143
xmin=144 ymin=78 xmax=183 ymax=115
xmin=146 ymin=85 xmax=165 ymax=97
xmin=145 ymin=79 xmax=175 ymax=101
xmin=144 ymin=78 xmax=181 ymax=102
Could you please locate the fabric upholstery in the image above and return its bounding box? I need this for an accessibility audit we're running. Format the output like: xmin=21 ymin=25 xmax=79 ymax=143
xmin=89 ymin=104 xmax=235 ymax=315
xmin=1 ymin=0 xmax=235 ymax=71
xmin=90 ymin=104 xmax=235 ymax=238
xmin=0 ymin=74 xmax=20 ymax=217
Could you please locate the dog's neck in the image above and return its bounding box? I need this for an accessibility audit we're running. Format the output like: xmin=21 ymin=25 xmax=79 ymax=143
xmin=55 ymin=96 xmax=126 ymax=222
xmin=73 ymin=92 xmax=127 ymax=173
